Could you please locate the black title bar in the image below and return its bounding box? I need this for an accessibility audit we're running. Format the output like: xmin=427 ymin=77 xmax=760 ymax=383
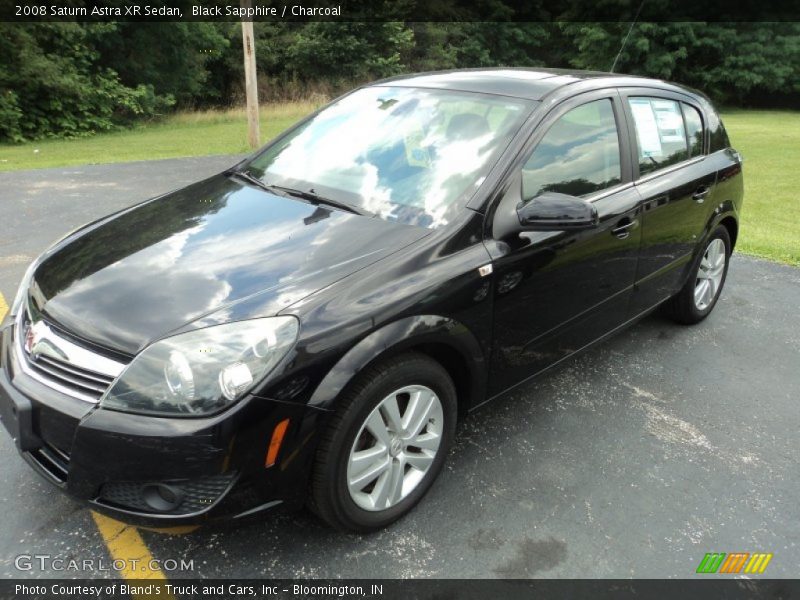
xmin=2 ymin=0 xmax=800 ymax=22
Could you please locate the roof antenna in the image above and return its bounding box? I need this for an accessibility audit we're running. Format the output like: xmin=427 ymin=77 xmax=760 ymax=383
xmin=610 ymin=0 xmax=646 ymax=73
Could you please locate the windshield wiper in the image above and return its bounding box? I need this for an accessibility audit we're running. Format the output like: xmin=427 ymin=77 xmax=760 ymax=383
xmin=266 ymin=184 xmax=373 ymax=217
xmin=228 ymin=170 xmax=371 ymax=217
xmin=228 ymin=169 xmax=274 ymax=194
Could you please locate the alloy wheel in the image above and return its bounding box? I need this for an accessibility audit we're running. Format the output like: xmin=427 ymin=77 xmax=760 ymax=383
xmin=694 ymin=237 xmax=727 ymax=311
xmin=346 ymin=385 xmax=443 ymax=512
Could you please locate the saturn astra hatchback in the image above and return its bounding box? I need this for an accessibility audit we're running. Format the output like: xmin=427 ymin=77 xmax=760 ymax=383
xmin=0 ymin=69 xmax=742 ymax=532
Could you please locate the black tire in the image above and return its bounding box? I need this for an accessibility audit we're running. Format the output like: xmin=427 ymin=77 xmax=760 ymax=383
xmin=662 ymin=225 xmax=731 ymax=325
xmin=308 ymin=352 xmax=457 ymax=533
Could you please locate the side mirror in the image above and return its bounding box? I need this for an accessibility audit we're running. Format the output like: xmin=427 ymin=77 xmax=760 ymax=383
xmin=516 ymin=191 xmax=599 ymax=231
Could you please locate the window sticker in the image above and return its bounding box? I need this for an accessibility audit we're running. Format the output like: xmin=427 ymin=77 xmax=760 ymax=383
xmin=629 ymin=98 xmax=662 ymax=156
xmin=404 ymin=124 xmax=432 ymax=168
xmin=651 ymin=100 xmax=686 ymax=144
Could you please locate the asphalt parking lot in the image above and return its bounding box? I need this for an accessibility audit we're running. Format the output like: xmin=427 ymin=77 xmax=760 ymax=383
xmin=0 ymin=156 xmax=798 ymax=579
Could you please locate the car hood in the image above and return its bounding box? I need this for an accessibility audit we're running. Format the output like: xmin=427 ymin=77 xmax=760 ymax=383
xmin=30 ymin=175 xmax=429 ymax=355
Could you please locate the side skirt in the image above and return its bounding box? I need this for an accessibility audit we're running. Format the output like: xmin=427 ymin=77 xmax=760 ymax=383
xmin=469 ymin=301 xmax=664 ymax=414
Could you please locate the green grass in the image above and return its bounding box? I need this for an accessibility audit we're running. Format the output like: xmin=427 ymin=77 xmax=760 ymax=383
xmin=0 ymin=102 xmax=321 ymax=172
xmin=722 ymin=110 xmax=800 ymax=266
xmin=0 ymin=106 xmax=798 ymax=266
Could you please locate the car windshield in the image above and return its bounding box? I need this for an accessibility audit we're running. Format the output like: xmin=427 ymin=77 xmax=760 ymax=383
xmin=245 ymin=86 xmax=536 ymax=229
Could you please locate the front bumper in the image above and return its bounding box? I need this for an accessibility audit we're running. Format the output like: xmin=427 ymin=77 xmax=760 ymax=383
xmin=0 ymin=318 xmax=329 ymax=527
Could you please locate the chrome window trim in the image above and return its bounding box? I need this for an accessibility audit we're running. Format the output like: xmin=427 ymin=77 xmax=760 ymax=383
xmin=585 ymin=181 xmax=636 ymax=203
xmin=635 ymin=155 xmax=706 ymax=185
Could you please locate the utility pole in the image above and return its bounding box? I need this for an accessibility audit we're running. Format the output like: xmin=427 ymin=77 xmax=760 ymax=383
xmin=241 ymin=0 xmax=260 ymax=148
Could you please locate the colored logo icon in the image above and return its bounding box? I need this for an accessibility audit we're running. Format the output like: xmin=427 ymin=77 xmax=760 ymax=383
xmin=696 ymin=552 xmax=773 ymax=574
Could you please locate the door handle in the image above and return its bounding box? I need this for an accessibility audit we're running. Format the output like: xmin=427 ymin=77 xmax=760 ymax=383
xmin=611 ymin=218 xmax=638 ymax=239
xmin=692 ymin=186 xmax=710 ymax=202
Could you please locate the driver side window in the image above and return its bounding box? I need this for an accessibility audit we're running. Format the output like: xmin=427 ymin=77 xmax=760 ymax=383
xmin=521 ymin=98 xmax=622 ymax=201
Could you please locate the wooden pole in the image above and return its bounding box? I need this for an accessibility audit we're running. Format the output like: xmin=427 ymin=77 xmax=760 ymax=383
xmin=241 ymin=0 xmax=260 ymax=149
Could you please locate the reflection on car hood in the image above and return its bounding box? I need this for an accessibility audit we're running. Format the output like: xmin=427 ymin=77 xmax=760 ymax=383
xmin=30 ymin=175 xmax=429 ymax=355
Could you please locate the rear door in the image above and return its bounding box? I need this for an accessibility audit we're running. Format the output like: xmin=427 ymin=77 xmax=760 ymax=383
xmin=619 ymin=89 xmax=719 ymax=314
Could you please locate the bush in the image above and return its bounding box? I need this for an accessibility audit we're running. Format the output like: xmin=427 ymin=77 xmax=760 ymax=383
xmin=0 ymin=23 xmax=175 ymax=142
xmin=0 ymin=90 xmax=24 ymax=143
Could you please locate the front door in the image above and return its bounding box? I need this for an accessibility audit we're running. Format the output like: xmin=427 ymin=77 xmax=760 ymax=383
xmin=486 ymin=91 xmax=642 ymax=396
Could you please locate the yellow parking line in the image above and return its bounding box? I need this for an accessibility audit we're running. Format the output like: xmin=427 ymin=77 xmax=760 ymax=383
xmin=0 ymin=292 xmax=8 ymax=321
xmin=92 ymin=512 xmax=173 ymax=599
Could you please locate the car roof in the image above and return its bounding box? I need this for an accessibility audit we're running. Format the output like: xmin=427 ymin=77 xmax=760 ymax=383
xmin=372 ymin=68 xmax=699 ymax=102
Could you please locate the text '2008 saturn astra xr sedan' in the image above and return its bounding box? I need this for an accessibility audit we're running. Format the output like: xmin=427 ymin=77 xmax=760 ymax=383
xmin=0 ymin=69 xmax=742 ymax=532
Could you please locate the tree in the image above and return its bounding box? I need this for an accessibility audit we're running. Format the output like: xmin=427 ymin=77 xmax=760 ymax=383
xmin=561 ymin=22 xmax=800 ymax=105
xmin=2 ymin=18 xmax=798 ymax=142
xmin=284 ymin=22 xmax=413 ymax=82
xmin=93 ymin=23 xmax=230 ymax=106
xmin=0 ymin=23 xmax=173 ymax=142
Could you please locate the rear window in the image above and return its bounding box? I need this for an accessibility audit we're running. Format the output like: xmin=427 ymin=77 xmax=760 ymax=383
xmin=682 ymin=103 xmax=704 ymax=157
xmin=696 ymin=97 xmax=730 ymax=153
xmin=709 ymin=115 xmax=731 ymax=153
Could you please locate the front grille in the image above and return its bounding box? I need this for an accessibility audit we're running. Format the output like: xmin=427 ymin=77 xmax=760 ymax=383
xmin=16 ymin=309 xmax=127 ymax=403
xmin=25 ymin=353 xmax=115 ymax=400
xmin=99 ymin=473 xmax=236 ymax=515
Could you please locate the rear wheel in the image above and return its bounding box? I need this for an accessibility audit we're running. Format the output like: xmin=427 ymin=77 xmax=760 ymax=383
xmin=309 ymin=353 xmax=457 ymax=532
xmin=663 ymin=225 xmax=731 ymax=324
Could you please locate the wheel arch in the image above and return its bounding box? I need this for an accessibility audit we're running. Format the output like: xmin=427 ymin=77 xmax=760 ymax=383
xmin=675 ymin=204 xmax=738 ymax=299
xmin=719 ymin=214 xmax=738 ymax=250
xmin=702 ymin=200 xmax=738 ymax=251
xmin=307 ymin=315 xmax=487 ymax=418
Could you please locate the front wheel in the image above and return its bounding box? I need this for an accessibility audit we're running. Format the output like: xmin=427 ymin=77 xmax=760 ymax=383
xmin=663 ymin=225 xmax=731 ymax=324
xmin=309 ymin=353 xmax=457 ymax=532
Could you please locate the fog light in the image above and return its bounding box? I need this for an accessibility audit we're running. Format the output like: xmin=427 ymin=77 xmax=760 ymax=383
xmin=100 ymin=474 xmax=235 ymax=515
xmin=141 ymin=483 xmax=184 ymax=512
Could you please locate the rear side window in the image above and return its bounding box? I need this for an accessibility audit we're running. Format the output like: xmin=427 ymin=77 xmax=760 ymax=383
xmin=709 ymin=114 xmax=731 ymax=153
xmin=682 ymin=103 xmax=704 ymax=157
xmin=628 ymin=97 xmax=689 ymax=175
xmin=522 ymin=98 xmax=622 ymax=200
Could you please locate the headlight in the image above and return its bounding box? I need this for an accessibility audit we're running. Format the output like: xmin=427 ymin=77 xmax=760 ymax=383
xmin=100 ymin=317 xmax=299 ymax=416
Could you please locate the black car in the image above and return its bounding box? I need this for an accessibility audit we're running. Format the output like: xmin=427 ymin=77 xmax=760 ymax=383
xmin=0 ymin=69 xmax=743 ymax=532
